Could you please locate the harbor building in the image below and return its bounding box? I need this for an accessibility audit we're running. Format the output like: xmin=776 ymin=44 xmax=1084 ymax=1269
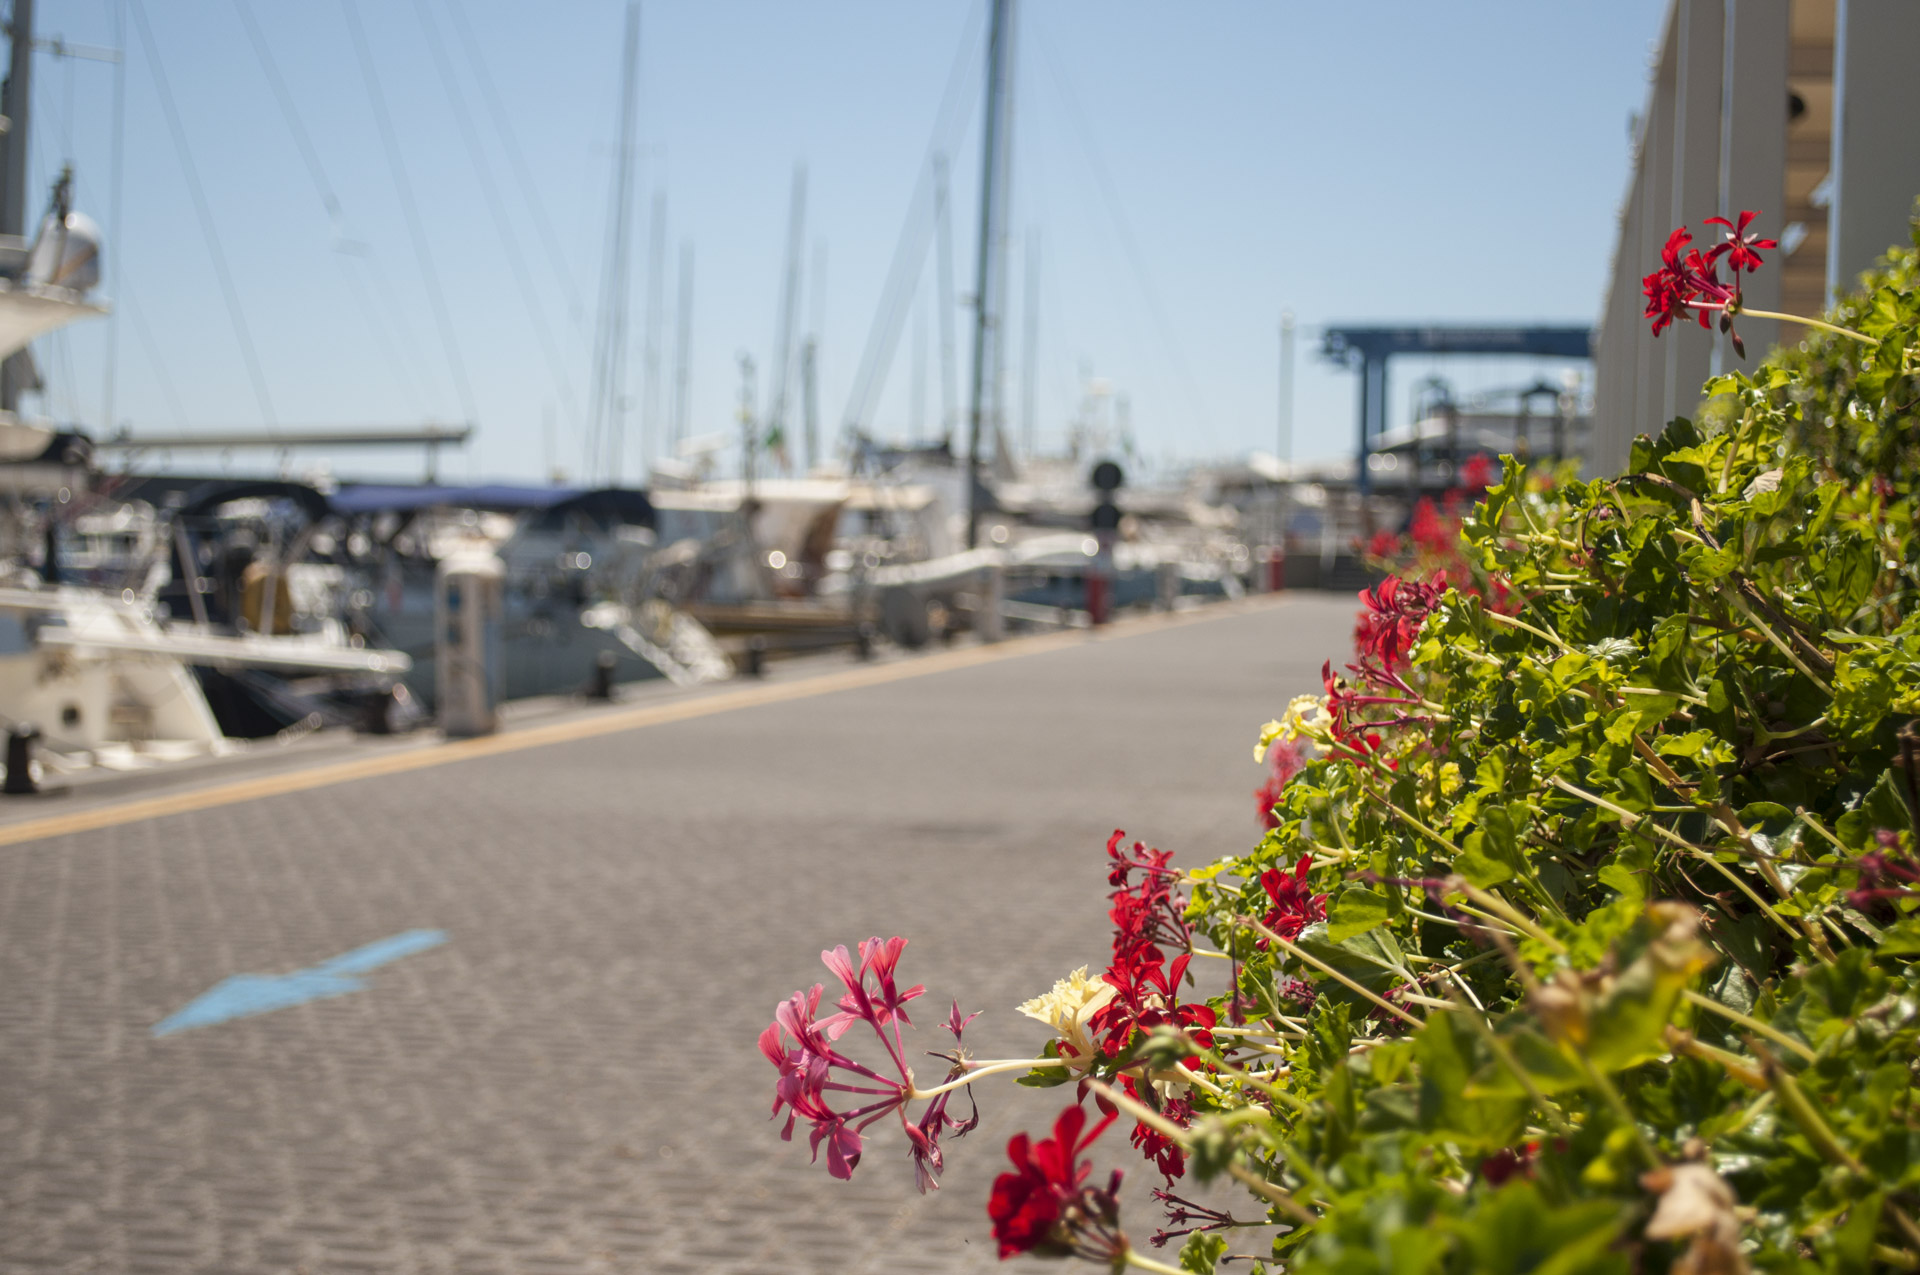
xmin=1591 ymin=0 xmax=1920 ymax=473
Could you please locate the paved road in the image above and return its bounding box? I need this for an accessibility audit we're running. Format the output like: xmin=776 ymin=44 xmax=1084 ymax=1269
xmin=0 ymin=594 xmax=1358 ymax=1275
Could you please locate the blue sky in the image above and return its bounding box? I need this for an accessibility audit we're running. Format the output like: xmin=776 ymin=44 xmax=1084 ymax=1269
xmin=25 ymin=1 xmax=1666 ymax=484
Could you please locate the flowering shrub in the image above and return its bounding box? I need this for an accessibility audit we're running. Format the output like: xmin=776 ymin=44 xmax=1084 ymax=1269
xmin=763 ymin=220 xmax=1920 ymax=1273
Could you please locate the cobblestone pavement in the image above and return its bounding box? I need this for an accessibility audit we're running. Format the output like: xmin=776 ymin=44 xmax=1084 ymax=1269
xmin=0 ymin=595 xmax=1357 ymax=1275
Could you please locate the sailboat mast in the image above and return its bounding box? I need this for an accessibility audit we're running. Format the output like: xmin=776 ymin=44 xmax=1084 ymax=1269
xmin=0 ymin=0 xmax=32 ymax=416
xmin=585 ymin=0 xmax=641 ymax=485
xmin=671 ymin=240 xmax=693 ymax=454
xmin=765 ymin=164 xmax=806 ymax=472
xmin=933 ymin=152 xmax=958 ymax=449
xmin=641 ymin=188 xmax=666 ymax=478
xmin=911 ymin=290 xmax=927 ymax=443
xmin=0 ymin=0 xmax=30 ymax=241
xmin=1021 ymin=229 xmax=1039 ymax=462
xmin=964 ymin=0 xmax=1015 ymax=548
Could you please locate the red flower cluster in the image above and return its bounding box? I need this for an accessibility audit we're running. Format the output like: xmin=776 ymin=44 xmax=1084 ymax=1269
xmin=1125 ymin=1080 xmax=1194 ymax=1183
xmin=1354 ymin=575 xmax=1445 ymax=669
xmin=988 ymin=1105 xmax=1126 ymax=1261
xmin=1261 ymin=573 xmax=1441 ymax=830
xmin=1320 ymin=660 xmax=1394 ymax=756
xmin=1642 ymin=211 xmax=1777 ymax=357
xmin=1359 ymin=453 xmax=1511 ymax=626
xmin=1409 ymin=496 xmax=1456 ymax=556
xmin=1103 ymin=831 xmax=1189 ymax=976
xmin=1089 ymin=832 xmax=1217 ymax=1184
xmin=1092 ymin=833 xmax=1217 ymax=1059
xmin=1458 ymin=452 xmax=1495 ymax=491
xmin=1259 ymin=853 xmax=1327 ymax=944
xmin=760 ymin=937 xmax=979 ymax=1191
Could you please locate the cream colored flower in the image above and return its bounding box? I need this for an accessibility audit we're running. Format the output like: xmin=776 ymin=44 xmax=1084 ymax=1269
xmin=1254 ymin=695 xmax=1333 ymax=762
xmin=1017 ymin=966 xmax=1116 ymax=1069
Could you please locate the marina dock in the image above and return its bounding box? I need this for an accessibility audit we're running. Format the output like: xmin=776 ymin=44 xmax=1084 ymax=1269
xmin=0 ymin=592 xmax=1354 ymax=1275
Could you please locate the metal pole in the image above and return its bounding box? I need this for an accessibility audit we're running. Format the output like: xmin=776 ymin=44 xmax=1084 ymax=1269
xmin=1355 ymin=356 xmax=1372 ymax=497
xmin=911 ymin=290 xmax=927 ymax=442
xmin=1 ymin=0 xmax=33 ymax=417
xmin=933 ymin=152 xmax=959 ymax=448
xmin=1 ymin=0 xmax=31 ymax=241
xmin=765 ymin=164 xmax=807 ymax=471
xmin=1021 ymin=229 xmax=1039 ymax=463
xmin=641 ymin=188 xmax=667 ymax=479
xmin=964 ymin=0 xmax=1013 ymax=550
xmin=1278 ymin=310 xmax=1295 ymax=467
xmin=671 ymin=240 xmax=693 ymax=453
xmin=102 ymin=0 xmax=125 ymax=433
xmin=737 ymin=353 xmax=757 ymax=496
xmin=801 ymin=338 xmax=818 ymax=476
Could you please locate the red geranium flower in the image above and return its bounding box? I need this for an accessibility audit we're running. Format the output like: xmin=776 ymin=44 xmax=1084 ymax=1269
xmin=763 ymin=938 xmax=980 ymax=1191
xmin=1644 ymin=215 xmax=1770 ymax=355
xmin=1123 ymin=1079 xmax=1194 ymax=1184
xmin=1458 ymin=452 xmax=1495 ymax=491
xmin=1704 ymin=209 xmax=1778 ymax=274
xmin=1355 ymin=575 xmax=1444 ymax=668
xmin=1366 ymin=528 xmax=1402 ymax=559
xmin=1408 ymin=497 xmax=1452 ymax=553
xmin=988 ymin=1105 xmax=1124 ymax=1260
xmin=1641 ymin=226 xmax=1698 ymax=335
xmin=1259 ymin=853 xmax=1327 ymax=944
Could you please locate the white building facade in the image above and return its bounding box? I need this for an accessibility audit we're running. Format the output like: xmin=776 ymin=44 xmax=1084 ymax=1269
xmin=1591 ymin=0 xmax=1920 ymax=473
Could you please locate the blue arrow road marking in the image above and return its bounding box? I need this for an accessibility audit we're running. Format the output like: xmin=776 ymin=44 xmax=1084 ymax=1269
xmin=153 ymin=929 xmax=448 ymax=1037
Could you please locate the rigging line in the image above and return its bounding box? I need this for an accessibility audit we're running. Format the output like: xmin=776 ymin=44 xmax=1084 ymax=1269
xmin=339 ymin=0 xmax=479 ymax=429
xmin=126 ymin=0 xmax=279 ymax=429
xmin=101 ymin=0 xmax=126 ymax=432
xmin=1035 ymin=31 xmax=1215 ymax=450
xmin=838 ymin=0 xmax=986 ymax=439
xmin=440 ymin=0 xmax=586 ymax=324
xmin=413 ymin=0 xmax=581 ymax=435
xmin=231 ymin=0 xmax=432 ymax=415
xmin=229 ymin=0 xmax=342 ymax=228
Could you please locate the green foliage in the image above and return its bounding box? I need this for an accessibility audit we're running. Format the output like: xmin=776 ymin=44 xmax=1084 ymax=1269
xmin=1179 ymin=1231 xmax=1229 ymax=1273
xmin=1170 ymin=236 xmax=1920 ymax=1271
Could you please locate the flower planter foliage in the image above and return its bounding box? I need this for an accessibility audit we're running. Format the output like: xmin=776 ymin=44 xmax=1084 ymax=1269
xmin=764 ymin=223 xmax=1920 ymax=1274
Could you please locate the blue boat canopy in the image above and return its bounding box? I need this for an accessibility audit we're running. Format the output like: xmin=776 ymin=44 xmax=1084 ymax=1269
xmin=330 ymin=483 xmax=654 ymax=527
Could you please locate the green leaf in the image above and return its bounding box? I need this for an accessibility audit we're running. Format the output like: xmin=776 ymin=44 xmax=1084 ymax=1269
xmin=1015 ymin=1038 xmax=1072 ymax=1088
xmin=1454 ymin=1182 xmax=1632 ymax=1275
xmin=1737 ymin=800 xmax=1795 ymax=824
xmin=1179 ymin=1232 xmax=1228 ymax=1274
xmin=1878 ymin=917 xmax=1920 ymax=957
xmin=1327 ymin=885 xmax=1392 ymax=942
xmin=1291 ymin=922 xmax=1407 ymax=999
xmin=1456 ymin=833 xmax=1515 ymax=887
xmin=1595 ymin=840 xmax=1655 ymax=905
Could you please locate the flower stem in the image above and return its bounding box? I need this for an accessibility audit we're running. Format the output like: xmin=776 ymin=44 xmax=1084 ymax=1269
xmin=1739 ymin=307 xmax=1879 ymax=346
xmin=1681 ymin=989 xmax=1816 ymax=1064
xmin=1123 ymin=1248 xmax=1192 ymax=1275
xmin=908 ymin=1057 xmax=1061 ymax=1100
xmin=1238 ymin=916 xmax=1424 ymax=1027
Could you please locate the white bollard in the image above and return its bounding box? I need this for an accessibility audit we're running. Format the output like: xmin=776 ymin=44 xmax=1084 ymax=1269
xmin=978 ymin=564 xmax=1006 ymax=642
xmin=436 ymin=550 xmax=505 ymax=737
xmin=1155 ymin=561 xmax=1179 ymax=612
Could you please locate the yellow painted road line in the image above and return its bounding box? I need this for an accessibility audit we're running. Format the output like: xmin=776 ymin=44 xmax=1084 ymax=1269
xmin=0 ymin=594 xmax=1294 ymax=848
